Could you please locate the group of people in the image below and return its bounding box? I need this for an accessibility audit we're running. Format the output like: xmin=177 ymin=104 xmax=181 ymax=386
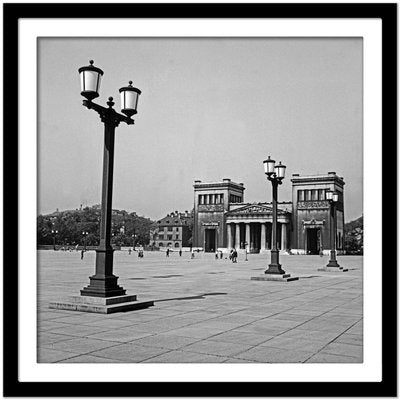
xmin=166 ymin=248 xmax=184 ymax=257
xmin=214 ymin=250 xmax=224 ymax=259
xmin=212 ymin=248 xmax=238 ymax=262
xmin=128 ymin=247 xmax=144 ymax=257
xmin=229 ymin=248 xmax=238 ymax=263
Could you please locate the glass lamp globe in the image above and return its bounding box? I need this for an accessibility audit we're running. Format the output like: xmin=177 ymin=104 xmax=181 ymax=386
xmin=263 ymin=156 xmax=276 ymax=175
xmin=78 ymin=60 xmax=104 ymax=101
xmin=275 ymin=161 xmax=286 ymax=179
xmin=119 ymin=81 xmax=141 ymax=117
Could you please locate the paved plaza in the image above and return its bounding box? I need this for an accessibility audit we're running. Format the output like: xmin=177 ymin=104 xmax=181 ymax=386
xmin=38 ymin=250 xmax=363 ymax=364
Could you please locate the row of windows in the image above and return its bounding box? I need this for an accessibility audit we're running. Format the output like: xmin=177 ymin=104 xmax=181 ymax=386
xmin=229 ymin=194 xmax=242 ymax=203
xmin=298 ymin=189 xmax=326 ymax=201
xmin=199 ymin=194 xmax=224 ymax=205
xmin=159 ymin=242 xmax=181 ymax=247
xmin=298 ymin=189 xmax=343 ymax=202
xmin=158 ymin=226 xmax=180 ymax=232
xmin=159 ymin=235 xmax=180 ymax=240
xmin=158 ymin=220 xmax=187 ymax=225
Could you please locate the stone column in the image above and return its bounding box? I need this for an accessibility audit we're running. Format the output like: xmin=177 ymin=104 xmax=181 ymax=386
xmin=235 ymin=223 xmax=241 ymax=250
xmin=245 ymin=223 xmax=250 ymax=252
xmin=227 ymin=223 xmax=232 ymax=249
xmin=260 ymin=223 xmax=266 ymax=251
xmin=281 ymin=223 xmax=287 ymax=251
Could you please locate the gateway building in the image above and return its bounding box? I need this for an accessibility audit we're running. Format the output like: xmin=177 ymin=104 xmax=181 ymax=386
xmin=193 ymin=172 xmax=345 ymax=255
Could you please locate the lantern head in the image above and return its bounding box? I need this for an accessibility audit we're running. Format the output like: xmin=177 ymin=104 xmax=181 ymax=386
xmin=78 ymin=60 xmax=104 ymax=101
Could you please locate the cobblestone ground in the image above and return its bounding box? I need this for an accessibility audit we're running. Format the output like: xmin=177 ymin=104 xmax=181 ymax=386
xmin=37 ymin=250 xmax=363 ymax=363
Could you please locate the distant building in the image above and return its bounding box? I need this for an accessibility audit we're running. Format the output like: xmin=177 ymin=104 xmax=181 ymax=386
xmin=193 ymin=172 xmax=345 ymax=255
xmin=152 ymin=210 xmax=193 ymax=248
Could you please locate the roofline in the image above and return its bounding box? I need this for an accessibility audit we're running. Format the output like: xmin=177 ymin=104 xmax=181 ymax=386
xmin=291 ymin=174 xmax=345 ymax=186
xmin=193 ymin=181 xmax=245 ymax=191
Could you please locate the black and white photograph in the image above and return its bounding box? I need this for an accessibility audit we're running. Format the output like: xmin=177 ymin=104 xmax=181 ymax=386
xmin=4 ymin=2 xmax=396 ymax=396
xmin=37 ymin=36 xmax=364 ymax=365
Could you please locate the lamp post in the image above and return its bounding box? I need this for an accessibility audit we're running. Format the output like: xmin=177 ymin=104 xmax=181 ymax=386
xmin=325 ymin=190 xmax=340 ymax=268
xmin=263 ymin=156 xmax=286 ymax=275
xmin=51 ymin=229 xmax=58 ymax=251
xmin=82 ymin=231 xmax=89 ymax=252
xmin=79 ymin=60 xmax=141 ymax=298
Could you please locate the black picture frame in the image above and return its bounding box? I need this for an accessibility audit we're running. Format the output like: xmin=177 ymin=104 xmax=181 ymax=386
xmin=3 ymin=2 xmax=396 ymax=397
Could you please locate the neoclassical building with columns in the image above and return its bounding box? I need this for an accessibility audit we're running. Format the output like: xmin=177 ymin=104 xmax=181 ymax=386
xmin=193 ymin=172 xmax=345 ymax=255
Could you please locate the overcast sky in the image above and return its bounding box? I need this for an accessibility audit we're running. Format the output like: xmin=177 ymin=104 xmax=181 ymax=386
xmin=38 ymin=37 xmax=362 ymax=221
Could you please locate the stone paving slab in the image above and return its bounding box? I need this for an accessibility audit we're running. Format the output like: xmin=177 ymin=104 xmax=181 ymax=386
xmin=47 ymin=324 xmax=110 ymax=338
xmin=87 ymin=328 xmax=154 ymax=343
xmin=141 ymin=350 xmax=228 ymax=363
xmin=37 ymin=348 xmax=79 ymax=363
xmin=319 ymin=342 xmax=363 ymax=359
xmin=41 ymin=337 xmax=119 ymax=354
xmin=58 ymin=354 xmax=127 ymax=363
xmin=210 ymin=331 xmax=275 ymax=346
xmin=90 ymin=343 xmax=172 ymax=363
xmin=234 ymin=346 xmax=315 ymax=363
xmin=130 ymin=333 xmax=201 ymax=350
xmin=305 ymin=353 xmax=360 ymax=363
xmin=37 ymin=250 xmax=363 ymax=364
xmin=181 ymin=339 xmax=253 ymax=358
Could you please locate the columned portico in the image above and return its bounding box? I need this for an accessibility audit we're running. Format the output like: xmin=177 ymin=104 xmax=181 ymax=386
xmin=225 ymin=203 xmax=291 ymax=253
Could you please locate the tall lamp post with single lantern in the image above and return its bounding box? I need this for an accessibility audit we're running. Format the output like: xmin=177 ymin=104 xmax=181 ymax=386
xmin=51 ymin=229 xmax=58 ymax=251
xmin=325 ymin=190 xmax=341 ymax=269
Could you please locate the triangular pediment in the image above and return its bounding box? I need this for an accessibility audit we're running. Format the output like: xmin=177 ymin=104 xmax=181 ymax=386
xmin=227 ymin=203 xmax=274 ymax=215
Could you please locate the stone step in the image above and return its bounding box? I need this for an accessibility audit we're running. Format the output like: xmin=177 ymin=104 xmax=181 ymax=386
xmin=66 ymin=294 xmax=137 ymax=305
xmin=251 ymin=274 xmax=299 ymax=282
xmin=49 ymin=298 xmax=154 ymax=314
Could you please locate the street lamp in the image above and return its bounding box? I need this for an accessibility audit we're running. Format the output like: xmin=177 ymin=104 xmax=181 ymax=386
xmin=250 ymin=157 xmax=298 ymax=282
xmin=82 ymin=231 xmax=89 ymax=251
xmin=263 ymin=156 xmax=286 ymax=275
xmin=132 ymin=233 xmax=137 ymax=251
xmin=51 ymin=229 xmax=58 ymax=251
xmin=325 ymin=190 xmax=340 ymax=269
xmin=79 ymin=60 xmax=141 ymax=298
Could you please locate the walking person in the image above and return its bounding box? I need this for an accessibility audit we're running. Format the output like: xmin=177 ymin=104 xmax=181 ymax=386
xmin=232 ymin=248 xmax=238 ymax=263
xmin=191 ymin=249 xmax=195 ymax=259
xmin=81 ymin=249 xmax=84 ymax=260
xmin=166 ymin=248 xmax=170 ymax=257
xmin=179 ymin=249 xmax=182 ymax=257
xmin=128 ymin=248 xmax=132 ymax=255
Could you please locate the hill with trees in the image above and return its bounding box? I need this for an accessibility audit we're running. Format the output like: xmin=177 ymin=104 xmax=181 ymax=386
xmin=37 ymin=205 xmax=154 ymax=248
xmin=344 ymin=215 xmax=363 ymax=255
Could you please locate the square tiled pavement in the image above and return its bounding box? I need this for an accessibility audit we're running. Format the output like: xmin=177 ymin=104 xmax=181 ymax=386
xmin=38 ymin=250 xmax=363 ymax=364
